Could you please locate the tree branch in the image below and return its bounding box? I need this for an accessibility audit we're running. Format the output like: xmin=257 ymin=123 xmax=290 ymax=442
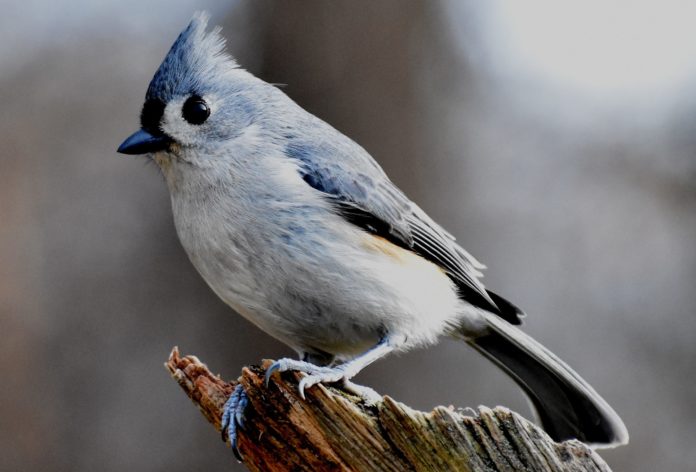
xmin=165 ymin=347 xmax=612 ymax=472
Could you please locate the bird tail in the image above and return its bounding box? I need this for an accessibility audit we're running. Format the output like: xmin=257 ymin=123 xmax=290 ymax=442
xmin=463 ymin=312 xmax=628 ymax=448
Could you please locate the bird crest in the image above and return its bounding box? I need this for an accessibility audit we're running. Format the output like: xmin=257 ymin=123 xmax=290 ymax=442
xmin=146 ymin=12 xmax=237 ymax=102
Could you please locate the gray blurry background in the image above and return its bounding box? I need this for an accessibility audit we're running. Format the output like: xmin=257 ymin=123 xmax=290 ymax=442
xmin=2 ymin=1 xmax=695 ymax=471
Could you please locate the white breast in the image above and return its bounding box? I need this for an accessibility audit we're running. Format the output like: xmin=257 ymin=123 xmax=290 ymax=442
xmin=160 ymin=149 xmax=475 ymax=357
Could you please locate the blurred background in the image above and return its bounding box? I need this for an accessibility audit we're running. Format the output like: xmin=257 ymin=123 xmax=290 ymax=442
xmin=2 ymin=1 xmax=695 ymax=470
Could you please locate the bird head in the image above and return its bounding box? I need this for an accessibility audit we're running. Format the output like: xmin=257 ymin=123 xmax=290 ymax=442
xmin=117 ymin=13 xmax=267 ymax=163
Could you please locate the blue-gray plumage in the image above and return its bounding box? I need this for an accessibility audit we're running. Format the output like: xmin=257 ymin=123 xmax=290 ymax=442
xmin=118 ymin=13 xmax=627 ymax=456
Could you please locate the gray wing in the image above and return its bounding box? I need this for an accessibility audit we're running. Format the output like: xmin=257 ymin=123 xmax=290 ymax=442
xmin=286 ymin=138 xmax=524 ymax=323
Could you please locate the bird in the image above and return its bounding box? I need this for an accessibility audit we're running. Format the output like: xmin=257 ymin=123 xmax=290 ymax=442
xmin=118 ymin=13 xmax=628 ymax=455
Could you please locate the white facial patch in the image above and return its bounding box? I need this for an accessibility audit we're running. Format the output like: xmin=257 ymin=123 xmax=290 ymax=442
xmin=160 ymin=94 xmax=218 ymax=146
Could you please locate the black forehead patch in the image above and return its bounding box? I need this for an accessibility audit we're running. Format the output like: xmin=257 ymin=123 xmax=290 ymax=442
xmin=140 ymin=99 xmax=166 ymax=135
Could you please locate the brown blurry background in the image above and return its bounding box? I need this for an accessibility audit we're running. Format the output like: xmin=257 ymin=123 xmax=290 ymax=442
xmin=2 ymin=1 xmax=695 ymax=470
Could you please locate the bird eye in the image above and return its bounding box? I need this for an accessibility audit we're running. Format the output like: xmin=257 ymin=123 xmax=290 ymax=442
xmin=182 ymin=96 xmax=210 ymax=125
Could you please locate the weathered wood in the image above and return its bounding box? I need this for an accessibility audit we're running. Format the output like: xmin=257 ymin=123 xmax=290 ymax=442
xmin=165 ymin=347 xmax=612 ymax=472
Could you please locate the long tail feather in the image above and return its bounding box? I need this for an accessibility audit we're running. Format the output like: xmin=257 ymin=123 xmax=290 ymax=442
xmin=466 ymin=313 xmax=628 ymax=448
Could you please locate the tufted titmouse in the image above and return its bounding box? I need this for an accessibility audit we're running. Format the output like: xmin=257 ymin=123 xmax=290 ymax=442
xmin=118 ymin=13 xmax=627 ymax=453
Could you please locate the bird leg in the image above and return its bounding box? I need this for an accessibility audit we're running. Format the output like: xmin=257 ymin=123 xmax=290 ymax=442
xmin=265 ymin=335 xmax=401 ymax=404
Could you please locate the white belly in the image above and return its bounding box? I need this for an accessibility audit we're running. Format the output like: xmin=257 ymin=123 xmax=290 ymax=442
xmin=168 ymin=170 xmax=471 ymax=358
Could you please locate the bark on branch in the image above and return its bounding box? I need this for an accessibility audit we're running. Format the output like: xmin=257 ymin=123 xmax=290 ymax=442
xmin=165 ymin=347 xmax=612 ymax=472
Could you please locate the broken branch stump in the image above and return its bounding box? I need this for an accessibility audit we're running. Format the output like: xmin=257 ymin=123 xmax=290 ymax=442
xmin=165 ymin=347 xmax=612 ymax=472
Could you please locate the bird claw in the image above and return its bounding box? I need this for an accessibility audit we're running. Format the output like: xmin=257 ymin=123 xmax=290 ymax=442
xmin=297 ymin=369 xmax=345 ymax=398
xmin=265 ymin=358 xmax=336 ymax=387
xmin=264 ymin=360 xmax=282 ymax=386
xmin=265 ymin=358 xmax=381 ymax=403
xmin=220 ymin=384 xmax=248 ymax=461
xmin=342 ymin=379 xmax=382 ymax=405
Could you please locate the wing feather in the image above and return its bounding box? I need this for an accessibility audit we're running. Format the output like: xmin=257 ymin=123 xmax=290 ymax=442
xmin=285 ymin=136 xmax=523 ymax=323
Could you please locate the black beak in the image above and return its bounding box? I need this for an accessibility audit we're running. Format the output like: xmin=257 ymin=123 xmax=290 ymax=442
xmin=117 ymin=129 xmax=172 ymax=155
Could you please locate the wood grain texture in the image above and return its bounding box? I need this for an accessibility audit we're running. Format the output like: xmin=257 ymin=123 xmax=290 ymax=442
xmin=165 ymin=347 xmax=612 ymax=472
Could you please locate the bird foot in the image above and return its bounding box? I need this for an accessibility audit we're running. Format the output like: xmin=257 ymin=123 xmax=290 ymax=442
xmin=220 ymin=384 xmax=248 ymax=461
xmin=265 ymin=358 xmax=382 ymax=404
xmin=342 ymin=379 xmax=382 ymax=405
